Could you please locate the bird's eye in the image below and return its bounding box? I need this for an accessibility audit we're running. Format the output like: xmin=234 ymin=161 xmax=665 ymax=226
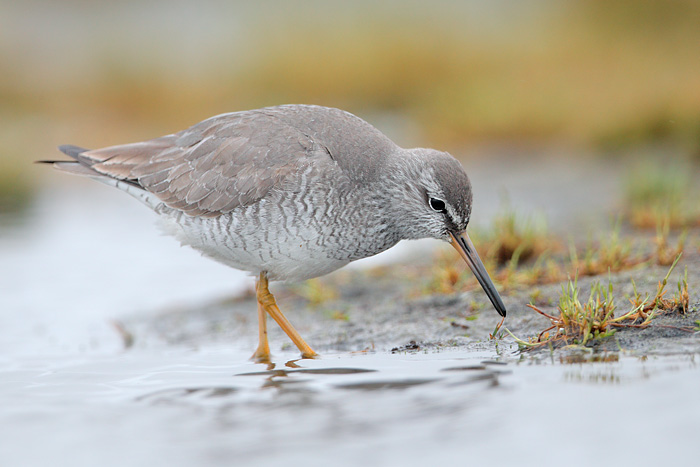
xmin=429 ymin=198 xmax=446 ymax=213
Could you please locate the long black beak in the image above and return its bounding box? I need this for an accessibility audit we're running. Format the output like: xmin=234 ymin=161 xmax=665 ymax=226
xmin=449 ymin=231 xmax=507 ymax=317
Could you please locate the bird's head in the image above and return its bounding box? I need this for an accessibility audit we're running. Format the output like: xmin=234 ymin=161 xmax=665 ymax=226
xmin=385 ymin=148 xmax=507 ymax=317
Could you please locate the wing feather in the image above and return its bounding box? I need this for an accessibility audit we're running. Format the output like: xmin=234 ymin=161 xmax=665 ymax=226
xmin=53 ymin=105 xmax=399 ymax=217
xmin=80 ymin=111 xmax=328 ymax=216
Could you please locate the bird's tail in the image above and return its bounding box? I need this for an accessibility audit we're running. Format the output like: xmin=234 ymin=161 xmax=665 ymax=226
xmin=36 ymin=145 xmax=102 ymax=177
xmin=38 ymin=145 xmax=161 ymax=211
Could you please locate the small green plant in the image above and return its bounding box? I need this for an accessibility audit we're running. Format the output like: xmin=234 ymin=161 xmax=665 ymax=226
xmin=519 ymin=251 xmax=565 ymax=286
xmin=568 ymin=219 xmax=641 ymax=276
xmin=489 ymin=316 xmax=506 ymax=340
xmin=629 ymin=255 xmax=688 ymax=318
xmin=624 ymin=162 xmax=698 ymax=229
xmin=505 ymin=275 xmax=618 ymax=349
xmin=508 ymin=254 xmax=692 ymax=350
xmin=529 ymin=288 xmax=543 ymax=304
xmin=654 ymin=218 xmax=687 ymax=266
xmin=675 ymin=266 xmax=690 ymax=315
xmin=482 ymin=206 xmax=551 ymax=266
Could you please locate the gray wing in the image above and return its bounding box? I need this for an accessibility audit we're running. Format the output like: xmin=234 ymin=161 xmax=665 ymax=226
xmin=72 ymin=110 xmax=333 ymax=217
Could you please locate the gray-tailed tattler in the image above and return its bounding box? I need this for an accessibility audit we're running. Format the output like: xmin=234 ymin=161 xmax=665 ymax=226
xmin=42 ymin=104 xmax=506 ymax=361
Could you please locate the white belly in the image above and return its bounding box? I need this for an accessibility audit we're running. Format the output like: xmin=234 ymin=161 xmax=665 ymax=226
xmin=151 ymin=183 xmax=400 ymax=282
xmin=156 ymin=207 xmax=353 ymax=282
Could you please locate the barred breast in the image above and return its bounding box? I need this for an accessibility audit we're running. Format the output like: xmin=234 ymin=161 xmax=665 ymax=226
xmin=155 ymin=162 xmax=401 ymax=282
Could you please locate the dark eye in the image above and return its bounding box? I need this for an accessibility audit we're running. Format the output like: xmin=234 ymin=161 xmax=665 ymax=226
xmin=429 ymin=198 xmax=446 ymax=213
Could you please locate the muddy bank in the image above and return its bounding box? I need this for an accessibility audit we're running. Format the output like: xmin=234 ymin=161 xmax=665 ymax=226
xmin=123 ymin=244 xmax=699 ymax=360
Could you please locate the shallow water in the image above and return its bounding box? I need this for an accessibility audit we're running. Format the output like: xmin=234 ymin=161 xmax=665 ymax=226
xmin=2 ymin=346 xmax=698 ymax=466
xmin=2 ymin=156 xmax=697 ymax=466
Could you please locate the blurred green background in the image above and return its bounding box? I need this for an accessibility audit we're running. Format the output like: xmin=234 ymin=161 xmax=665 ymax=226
xmin=2 ymin=0 xmax=699 ymax=214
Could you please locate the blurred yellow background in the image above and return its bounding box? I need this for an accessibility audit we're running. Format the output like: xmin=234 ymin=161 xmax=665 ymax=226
xmin=2 ymin=0 xmax=699 ymax=214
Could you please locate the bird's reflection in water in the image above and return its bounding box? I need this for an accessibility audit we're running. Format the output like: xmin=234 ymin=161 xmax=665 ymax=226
xmin=135 ymin=356 xmax=508 ymax=404
xmin=334 ymin=379 xmax=438 ymax=391
xmin=236 ymin=367 xmax=377 ymax=377
xmin=136 ymin=386 xmax=239 ymax=403
xmin=237 ymin=358 xmax=380 ymax=391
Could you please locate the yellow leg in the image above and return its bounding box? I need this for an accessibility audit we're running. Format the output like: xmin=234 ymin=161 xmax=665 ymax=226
xmin=250 ymin=285 xmax=271 ymax=363
xmin=257 ymin=272 xmax=317 ymax=359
